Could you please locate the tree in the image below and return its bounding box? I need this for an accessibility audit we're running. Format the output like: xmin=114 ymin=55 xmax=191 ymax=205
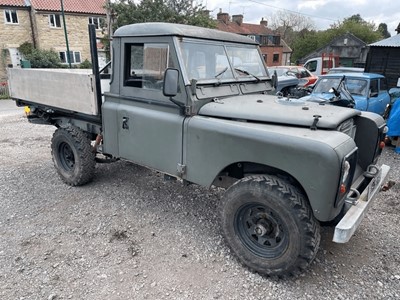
xmin=377 ymin=23 xmax=391 ymax=39
xmin=109 ymin=0 xmax=216 ymax=31
xmin=329 ymin=14 xmax=382 ymax=44
xmin=290 ymin=14 xmax=384 ymax=64
xmin=270 ymin=11 xmax=315 ymax=46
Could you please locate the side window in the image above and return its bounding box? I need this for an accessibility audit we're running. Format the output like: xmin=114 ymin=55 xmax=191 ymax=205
xmin=380 ymin=78 xmax=388 ymax=91
xmin=124 ymin=43 xmax=172 ymax=90
xmin=305 ymin=61 xmax=317 ymax=72
xmin=370 ymin=79 xmax=379 ymax=97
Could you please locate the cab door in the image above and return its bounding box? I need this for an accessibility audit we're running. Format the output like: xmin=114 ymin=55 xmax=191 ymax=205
xmin=367 ymin=78 xmax=389 ymax=115
xmin=103 ymin=39 xmax=187 ymax=177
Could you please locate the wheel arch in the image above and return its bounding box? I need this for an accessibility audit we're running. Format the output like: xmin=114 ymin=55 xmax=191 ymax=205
xmin=212 ymin=161 xmax=308 ymax=201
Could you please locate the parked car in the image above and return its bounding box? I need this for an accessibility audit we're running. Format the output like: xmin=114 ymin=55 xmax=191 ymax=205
xmin=268 ymin=66 xmax=318 ymax=87
xmin=327 ymin=67 xmax=364 ymax=74
xmin=300 ymin=73 xmax=390 ymax=116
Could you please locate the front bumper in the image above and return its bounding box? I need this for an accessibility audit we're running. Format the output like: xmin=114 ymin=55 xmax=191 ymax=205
xmin=333 ymin=164 xmax=390 ymax=243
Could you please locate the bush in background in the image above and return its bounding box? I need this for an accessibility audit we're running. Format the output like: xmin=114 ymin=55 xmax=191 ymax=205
xmin=19 ymin=42 xmax=62 ymax=68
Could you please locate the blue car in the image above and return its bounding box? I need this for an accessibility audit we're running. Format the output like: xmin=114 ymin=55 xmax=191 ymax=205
xmin=301 ymin=73 xmax=390 ymax=116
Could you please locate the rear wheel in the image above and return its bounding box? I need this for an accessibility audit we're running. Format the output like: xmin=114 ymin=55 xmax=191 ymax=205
xmin=51 ymin=126 xmax=95 ymax=186
xmin=221 ymin=175 xmax=320 ymax=277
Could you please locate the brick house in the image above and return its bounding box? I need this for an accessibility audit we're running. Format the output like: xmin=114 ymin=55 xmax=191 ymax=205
xmin=216 ymin=11 xmax=291 ymax=66
xmin=0 ymin=0 xmax=106 ymax=80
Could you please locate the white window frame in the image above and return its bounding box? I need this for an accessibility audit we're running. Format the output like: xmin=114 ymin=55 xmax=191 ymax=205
xmin=4 ymin=9 xmax=19 ymax=24
xmin=59 ymin=51 xmax=82 ymax=64
xmin=88 ymin=17 xmax=102 ymax=30
xmin=49 ymin=14 xmax=62 ymax=28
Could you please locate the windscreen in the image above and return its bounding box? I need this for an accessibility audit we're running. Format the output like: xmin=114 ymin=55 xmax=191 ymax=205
xmin=179 ymin=41 xmax=267 ymax=82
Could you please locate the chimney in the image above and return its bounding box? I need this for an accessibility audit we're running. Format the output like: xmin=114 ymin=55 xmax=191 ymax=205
xmin=232 ymin=14 xmax=243 ymax=26
xmin=217 ymin=9 xmax=230 ymax=24
xmin=260 ymin=17 xmax=268 ymax=27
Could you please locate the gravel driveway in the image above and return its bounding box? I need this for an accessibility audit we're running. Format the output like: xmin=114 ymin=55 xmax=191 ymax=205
xmin=0 ymin=100 xmax=399 ymax=299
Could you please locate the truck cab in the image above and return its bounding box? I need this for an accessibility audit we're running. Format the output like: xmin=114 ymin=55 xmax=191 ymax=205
xmin=303 ymin=53 xmax=339 ymax=75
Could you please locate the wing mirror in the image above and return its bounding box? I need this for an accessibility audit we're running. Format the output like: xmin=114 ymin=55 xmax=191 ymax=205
xmin=163 ymin=68 xmax=179 ymax=97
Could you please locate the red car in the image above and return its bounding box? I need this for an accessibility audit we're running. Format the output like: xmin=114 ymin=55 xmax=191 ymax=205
xmin=268 ymin=66 xmax=318 ymax=87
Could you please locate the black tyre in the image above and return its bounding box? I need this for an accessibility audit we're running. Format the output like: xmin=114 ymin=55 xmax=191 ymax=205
xmin=221 ymin=175 xmax=320 ymax=277
xmin=51 ymin=126 xmax=95 ymax=186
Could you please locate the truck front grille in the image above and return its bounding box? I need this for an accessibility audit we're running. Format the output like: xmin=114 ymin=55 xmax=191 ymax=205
xmin=337 ymin=118 xmax=356 ymax=139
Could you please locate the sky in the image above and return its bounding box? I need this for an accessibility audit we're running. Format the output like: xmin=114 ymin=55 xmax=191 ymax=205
xmin=201 ymin=0 xmax=400 ymax=36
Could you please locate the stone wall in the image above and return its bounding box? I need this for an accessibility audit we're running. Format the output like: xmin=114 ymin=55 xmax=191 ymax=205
xmin=35 ymin=12 xmax=104 ymax=65
xmin=0 ymin=8 xmax=33 ymax=80
xmin=0 ymin=9 xmax=105 ymax=79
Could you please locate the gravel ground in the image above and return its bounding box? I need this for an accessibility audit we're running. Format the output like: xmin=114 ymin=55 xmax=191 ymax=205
xmin=0 ymin=100 xmax=399 ymax=300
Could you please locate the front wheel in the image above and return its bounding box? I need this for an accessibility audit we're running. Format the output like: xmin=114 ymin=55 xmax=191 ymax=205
xmin=51 ymin=126 xmax=95 ymax=186
xmin=221 ymin=175 xmax=320 ymax=277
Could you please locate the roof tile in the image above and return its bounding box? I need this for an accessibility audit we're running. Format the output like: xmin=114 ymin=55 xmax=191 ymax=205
xmin=32 ymin=0 xmax=106 ymax=14
xmin=0 ymin=0 xmax=106 ymax=14
xmin=0 ymin=0 xmax=26 ymax=7
xmin=217 ymin=20 xmax=275 ymax=35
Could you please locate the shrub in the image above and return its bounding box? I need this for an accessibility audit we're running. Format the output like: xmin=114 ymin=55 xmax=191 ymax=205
xmin=79 ymin=59 xmax=92 ymax=69
xmin=18 ymin=43 xmax=62 ymax=68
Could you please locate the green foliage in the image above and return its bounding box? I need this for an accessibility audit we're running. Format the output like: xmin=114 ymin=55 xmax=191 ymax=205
xmin=329 ymin=14 xmax=382 ymax=44
xmin=291 ymin=14 xmax=385 ymax=63
xmin=377 ymin=23 xmax=391 ymax=39
xmin=18 ymin=42 xmax=34 ymax=57
xmin=109 ymin=0 xmax=216 ymax=31
xmin=18 ymin=42 xmax=62 ymax=68
xmin=79 ymin=59 xmax=92 ymax=69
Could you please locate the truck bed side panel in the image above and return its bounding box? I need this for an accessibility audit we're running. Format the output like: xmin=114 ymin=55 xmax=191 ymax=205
xmin=8 ymin=68 xmax=98 ymax=115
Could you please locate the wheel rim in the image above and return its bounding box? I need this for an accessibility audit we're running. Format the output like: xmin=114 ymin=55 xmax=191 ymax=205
xmin=59 ymin=142 xmax=75 ymax=171
xmin=234 ymin=203 xmax=289 ymax=259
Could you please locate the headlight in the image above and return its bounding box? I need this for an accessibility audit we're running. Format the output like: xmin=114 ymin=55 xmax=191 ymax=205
xmin=342 ymin=161 xmax=351 ymax=183
xmin=335 ymin=149 xmax=358 ymax=207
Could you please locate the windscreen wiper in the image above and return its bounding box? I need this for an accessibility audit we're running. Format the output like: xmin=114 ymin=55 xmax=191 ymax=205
xmin=234 ymin=68 xmax=261 ymax=82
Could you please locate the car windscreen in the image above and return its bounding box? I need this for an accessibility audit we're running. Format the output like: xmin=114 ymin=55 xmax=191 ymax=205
xmin=314 ymin=77 xmax=368 ymax=97
xmin=179 ymin=40 xmax=267 ymax=82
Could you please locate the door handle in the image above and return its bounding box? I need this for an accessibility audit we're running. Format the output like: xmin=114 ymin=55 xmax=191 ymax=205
xmin=122 ymin=117 xmax=129 ymax=129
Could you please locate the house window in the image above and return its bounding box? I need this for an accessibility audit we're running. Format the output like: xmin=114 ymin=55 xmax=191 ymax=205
xmin=59 ymin=51 xmax=81 ymax=64
xmin=273 ymin=53 xmax=279 ymax=63
xmin=49 ymin=14 xmax=61 ymax=28
xmin=88 ymin=17 xmax=104 ymax=30
xmin=5 ymin=10 xmax=18 ymax=24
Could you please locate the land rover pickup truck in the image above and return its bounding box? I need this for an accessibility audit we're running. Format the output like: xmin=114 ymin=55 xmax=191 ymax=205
xmin=8 ymin=23 xmax=390 ymax=277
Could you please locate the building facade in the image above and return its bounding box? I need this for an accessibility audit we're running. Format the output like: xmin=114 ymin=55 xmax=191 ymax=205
xmin=215 ymin=11 xmax=291 ymax=66
xmin=0 ymin=0 xmax=106 ymax=80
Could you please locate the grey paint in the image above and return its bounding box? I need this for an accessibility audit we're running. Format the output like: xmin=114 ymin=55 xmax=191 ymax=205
xmin=198 ymin=94 xmax=360 ymax=129
xmin=113 ymin=22 xmax=258 ymax=45
xmin=183 ymin=115 xmax=357 ymax=221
